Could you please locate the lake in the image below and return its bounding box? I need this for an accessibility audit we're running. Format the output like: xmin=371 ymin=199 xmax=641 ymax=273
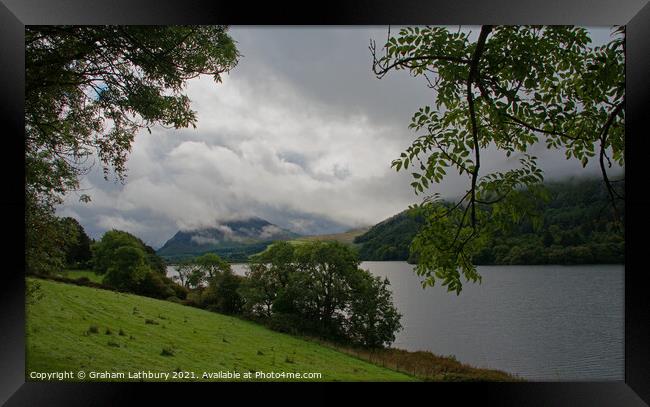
xmin=168 ymin=262 xmax=624 ymax=381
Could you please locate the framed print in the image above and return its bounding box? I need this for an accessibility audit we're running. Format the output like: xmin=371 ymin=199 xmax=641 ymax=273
xmin=1 ymin=0 xmax=649 ymax=405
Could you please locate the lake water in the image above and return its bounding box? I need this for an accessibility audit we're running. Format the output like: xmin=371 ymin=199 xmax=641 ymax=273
xmin=168 ymin=262 xmax=624 ymax=381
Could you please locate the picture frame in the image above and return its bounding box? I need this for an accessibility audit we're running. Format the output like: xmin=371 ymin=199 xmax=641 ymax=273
xmin=1 ymin=0 xmax=648 ymax=404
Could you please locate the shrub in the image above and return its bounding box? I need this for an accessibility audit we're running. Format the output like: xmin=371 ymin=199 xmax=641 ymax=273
xmin=136 ymin=271 xmax=175 ymax=299
xmin=201 ymin=271 xmax=244 ymax=314
xmin=205 ymin=304 xmax=221 ymax=313
xmin=181 ymin=297 xmax=200 ymax=309
xmin=266 ymin=312 xmax=318 ymax=336
xmin=170 ymin=283 xmax=189 ymax=300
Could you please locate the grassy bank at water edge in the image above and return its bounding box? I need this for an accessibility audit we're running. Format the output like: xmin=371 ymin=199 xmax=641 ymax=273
xmin=26 ymin=278 xmax=415 ymax=382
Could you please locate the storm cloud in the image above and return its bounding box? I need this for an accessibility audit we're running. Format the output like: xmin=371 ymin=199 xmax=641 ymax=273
xmin=57 ymin=26 xmax=622 ymax=248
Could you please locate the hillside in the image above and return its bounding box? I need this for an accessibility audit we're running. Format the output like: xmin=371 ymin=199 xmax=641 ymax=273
xmin=250 ymin=227 xmax=370 ymax=259
xmin=157 ymin=217 xmax=300 ymax=262
xmin=295 ymin=227 xmax=370 ymax=245
xmin=354 ymin=178 xmax=624 ymax=265
xmin=354 ymin=211 xmax=423 ymax=262
xmin=26 ymin=278 xmax=415 ymax=381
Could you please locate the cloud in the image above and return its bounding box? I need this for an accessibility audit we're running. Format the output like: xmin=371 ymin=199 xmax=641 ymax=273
xmin=190 ymin=235 xmax=219 ymax=246
xmin=259 ymin=225 xmax=283 ymax=239
xmin=58 ymin=27 xmax=622 ymax=248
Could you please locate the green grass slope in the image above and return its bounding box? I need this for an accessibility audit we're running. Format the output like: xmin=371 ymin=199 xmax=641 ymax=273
xmin=26 ymin=278 xmax=415 ymax=382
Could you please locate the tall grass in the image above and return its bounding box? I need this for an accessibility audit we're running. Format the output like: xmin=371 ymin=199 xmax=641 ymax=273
xmin=304 ymin=337 xmax=521 ymax=382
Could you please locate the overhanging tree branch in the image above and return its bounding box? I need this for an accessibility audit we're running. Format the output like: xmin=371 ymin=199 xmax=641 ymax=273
xmin=466 ymin=25 xmax=493 ymax=229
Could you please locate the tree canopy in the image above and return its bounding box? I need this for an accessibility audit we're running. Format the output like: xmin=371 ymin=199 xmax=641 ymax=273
xmin=91 ymin=229 xmax=160 ymax=275
xmin=371 ymin=26 xmax=624 ymax=293
xmin=195 ymin=252 xmax=231 ymax=279
xmin=241 ymin=241 xmax=402 ymax=347
xmin=60 ymin=217 xmax=93 ymax=268
xmin=25 ymin=26 xmax=239 ymax=274
xmin=354 ymin=177 xmax=624 ymax=265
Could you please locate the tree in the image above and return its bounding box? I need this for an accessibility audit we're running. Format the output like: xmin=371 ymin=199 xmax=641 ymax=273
xmin=239 ymin=262 xmax=277 ymax=317
xmin=60 ymin=217 xmax=93 ymax=268
xmin=91 ymin=229 xmax=166 ymax=281
xmin=187 ymin=266 xmax=207 ymax=289
xmin=26 ymin=208 xmax=80 ymax=275
xmin=370 ymin=25 xmax=624 ymax=293
xmin=103 ymin=246 xmax=150 ymax=290
xmin=91 ymin=230 xmax=143 ymax=274
xmin=142 ymin=244 xmax=167 ymax=275
xmin=25 ymin=26 xmax=239 ymax=274
xmin=172 ymin=260 xmax=198 ymax=288
xmin=239 ymin=241 xmax=402 ymax=347
xmin=195 ymin=252 xmax=231 ymax=279
xmin=240 ymin=242 xmax=298 ymax=317
xmin=203 ymin=269 xmax=245 ymax=314
xmin=346 ymin=272 xmax=402 ymax=348
xmin=293 ymin=241 xmax=358 ymax=335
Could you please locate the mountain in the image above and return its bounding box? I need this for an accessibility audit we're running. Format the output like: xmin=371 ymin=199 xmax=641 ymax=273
xmin=157 ymin=217 xmax=300 ymax=262
xmin=354 ymin=177 xmax=624 ymax=265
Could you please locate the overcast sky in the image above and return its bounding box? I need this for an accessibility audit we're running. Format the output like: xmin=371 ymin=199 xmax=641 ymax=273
xmin=57 ymin=26 xmax=622 ymax=248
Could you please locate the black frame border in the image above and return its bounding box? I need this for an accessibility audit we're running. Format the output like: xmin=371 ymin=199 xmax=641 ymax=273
xmin=1 ymin=0 xmax=649 ymax=405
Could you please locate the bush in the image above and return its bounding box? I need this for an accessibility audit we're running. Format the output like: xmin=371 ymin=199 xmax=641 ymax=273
xmin=136 ymin=271 xmax=175 ymax=299
xmin=170 ymin=283 xmax=189 ymax=300
xmin=181 ymin=296 xmax=201 ymax=309
xmin=205 ymin=304 xmax=221 ymax=313
xmin=267 ymin=312 xmax=316 ymax=336
xmin=201 ymin=271 xmax=244 ymax=314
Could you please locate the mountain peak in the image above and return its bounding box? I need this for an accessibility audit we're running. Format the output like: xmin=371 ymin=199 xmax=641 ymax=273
xmin=157 ymin=217 xmax=300 ymax=261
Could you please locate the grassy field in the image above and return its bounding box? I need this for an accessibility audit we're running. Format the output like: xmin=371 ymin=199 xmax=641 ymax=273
xmin=26 ymin=278 xmax=415 ymax=382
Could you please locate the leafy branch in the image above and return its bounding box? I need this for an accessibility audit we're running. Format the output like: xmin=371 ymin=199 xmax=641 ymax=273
xmin=371 ymin=25 xmax=624 ymax=293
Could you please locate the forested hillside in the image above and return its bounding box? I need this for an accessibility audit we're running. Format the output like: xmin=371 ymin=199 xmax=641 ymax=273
xmin=354 ymin=178 xmax=624 ymax=265
xmin=354 ymin=211 xmax=424 ymax=262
